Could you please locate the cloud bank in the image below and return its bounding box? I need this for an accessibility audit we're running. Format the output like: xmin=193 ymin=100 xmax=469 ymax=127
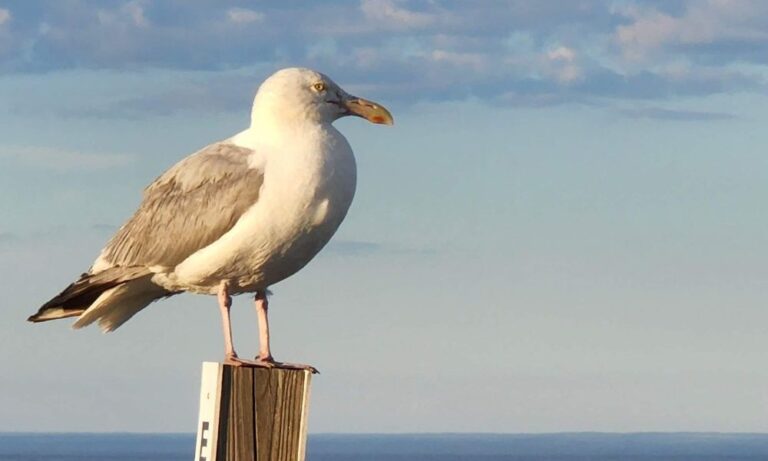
xmin=1 ymin=1 xmax=767 ymax=108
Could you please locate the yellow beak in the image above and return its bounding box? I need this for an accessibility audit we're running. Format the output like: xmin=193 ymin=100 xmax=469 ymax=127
xmin=344 ymin=97 xmax=394 ymax=125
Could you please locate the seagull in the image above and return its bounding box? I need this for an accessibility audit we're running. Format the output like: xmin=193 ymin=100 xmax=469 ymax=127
xmin=27 ymin=67 xmax=393 ymax=369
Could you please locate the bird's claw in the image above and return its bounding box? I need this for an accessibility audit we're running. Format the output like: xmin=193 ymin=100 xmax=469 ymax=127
xmin=223 ymin=352 xmax=253 ymax=366
xmin=279 ymin=362 xmax=319 ymax=374
xmin=254 ymin=355 xmax=319 ymax=374
xmin=224 ymin=354 xmax=271 ymax=368
xmin=222 ymin=353 xmax=317 ymax=373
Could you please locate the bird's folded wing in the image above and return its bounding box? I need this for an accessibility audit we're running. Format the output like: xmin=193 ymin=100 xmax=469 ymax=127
xmin=100 ymin=141 xmax=264 ymax=268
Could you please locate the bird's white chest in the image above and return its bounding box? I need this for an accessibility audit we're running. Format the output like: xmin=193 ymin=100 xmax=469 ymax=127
xmin=246 ymin=137 xmax=355 ymax=247
xmin=171 ymin=127 xmax=356 ymax=293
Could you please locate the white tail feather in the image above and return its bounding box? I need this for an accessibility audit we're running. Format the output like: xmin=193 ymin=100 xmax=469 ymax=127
xmin=72 ymin=275 xmax=164 ymax=332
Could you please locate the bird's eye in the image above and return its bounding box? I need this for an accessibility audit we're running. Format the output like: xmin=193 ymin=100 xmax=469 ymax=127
xmin=312 ymin=82 xmax=326 ymax=92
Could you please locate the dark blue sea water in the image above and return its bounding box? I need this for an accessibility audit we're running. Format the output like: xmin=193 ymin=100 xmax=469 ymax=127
xmin=1 ymin=432 xmax=768 ymax=460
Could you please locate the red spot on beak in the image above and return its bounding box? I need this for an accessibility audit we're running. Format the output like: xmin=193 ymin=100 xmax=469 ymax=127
xmin=344 ymin=97 xmax=394 ymax=125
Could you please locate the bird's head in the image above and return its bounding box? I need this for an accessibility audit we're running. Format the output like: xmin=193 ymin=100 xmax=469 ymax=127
xmin=251 ymin=67 xmax=394 ymax=127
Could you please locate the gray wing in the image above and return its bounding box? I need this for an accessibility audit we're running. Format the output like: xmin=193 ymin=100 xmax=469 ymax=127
xmin=101 ymin=141 xmax=264 ymax=268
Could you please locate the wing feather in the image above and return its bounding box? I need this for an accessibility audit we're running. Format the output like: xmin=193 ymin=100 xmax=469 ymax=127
xmin=101 ymin=141 xmax=263 ymax=268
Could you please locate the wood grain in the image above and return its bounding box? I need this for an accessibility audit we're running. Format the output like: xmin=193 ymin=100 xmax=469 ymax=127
xmin=208 ymin=365 xmax=311 ymax=461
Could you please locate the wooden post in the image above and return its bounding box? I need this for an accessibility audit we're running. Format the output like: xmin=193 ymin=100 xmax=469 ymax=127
xmin=194 ymin=362 xmax=312 ymax=461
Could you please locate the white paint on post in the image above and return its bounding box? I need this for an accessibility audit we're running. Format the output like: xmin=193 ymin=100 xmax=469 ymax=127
xmin=194 ymin=362 xmax=224 ymax=461
xmin=297 ymin=370 xmax=312 ymax=461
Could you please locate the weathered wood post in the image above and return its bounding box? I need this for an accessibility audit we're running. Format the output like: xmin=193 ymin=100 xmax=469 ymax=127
xmin=194 ymin=362 xmax=313 ymax=461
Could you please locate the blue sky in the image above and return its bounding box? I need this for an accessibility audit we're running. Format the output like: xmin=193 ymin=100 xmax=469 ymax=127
xmin=1 ymin=0 xmax=768 ymax=433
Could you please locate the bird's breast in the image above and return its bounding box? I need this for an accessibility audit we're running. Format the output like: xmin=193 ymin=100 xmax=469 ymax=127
xmin=169 ymin=128 xmax=357 ymax=293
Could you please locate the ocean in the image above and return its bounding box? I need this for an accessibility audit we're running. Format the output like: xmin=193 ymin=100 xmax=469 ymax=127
xmin=1 ymin=432 xmax=768 ymax=460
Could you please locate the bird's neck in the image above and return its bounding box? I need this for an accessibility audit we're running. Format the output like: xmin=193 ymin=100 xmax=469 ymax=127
xmin=232 ymin=120 xmax=329 ymax=151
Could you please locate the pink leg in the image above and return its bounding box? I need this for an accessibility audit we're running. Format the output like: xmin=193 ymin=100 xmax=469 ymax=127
xmin=217 ymin=284 xmax=313 ymax=370
xmin=219 ymin=282 xmax=266 ymax=367
xmin=252 ymin=290 xmax=318 ymax=373
xmin=254 ymin=290 xmax=274 ymax=363
xmin=217 ymin=281 xmax=240 ymax=364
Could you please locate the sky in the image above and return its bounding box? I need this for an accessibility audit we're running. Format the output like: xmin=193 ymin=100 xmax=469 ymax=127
xmin=1 ymin=0 xmax=768 ymax=433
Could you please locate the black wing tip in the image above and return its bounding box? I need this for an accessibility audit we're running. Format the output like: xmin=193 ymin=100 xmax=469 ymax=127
xmin=28 ymin=308 xmax=84 ymax=323
xmin=27 ymin=306 xmax=49 ymax=323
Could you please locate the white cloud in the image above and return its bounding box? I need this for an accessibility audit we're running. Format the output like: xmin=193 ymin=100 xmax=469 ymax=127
xmin=430 ymin=50 xmax=487 ymax=72
xmin=360 ymin=0 xmax=434 ymax=29
xmin=123 ymin=0 xmax=148 ymax=27
xmin=226 ymin=7 xmax=264 ymax=24
xmin=554 ymin=65 xmax=583 ymax=84
xmin=97 ymin=1 xmax=149 ymax=28
xmin=547 ymin=46 xmax=576 ymax=63
xmin=0 ymin=146 xmax=133 ymax=171
xmin=543 ymin=46 xmax=583 ymax=84
xmin=616 ymin=1 xmax=768 ymax=61
xmin=0 ymin=8 xmax=10 ymax=25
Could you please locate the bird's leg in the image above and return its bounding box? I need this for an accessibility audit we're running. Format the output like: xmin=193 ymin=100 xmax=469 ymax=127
xmin=253 ymin=289 xmax=319 ymax=373
xmin=218 ymin=281 xmax=245 ymax=366
xmin=216 ymin=284 xmax=313 ymax=370
xmin=253 ymin=290 xmax=274 ymax=363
